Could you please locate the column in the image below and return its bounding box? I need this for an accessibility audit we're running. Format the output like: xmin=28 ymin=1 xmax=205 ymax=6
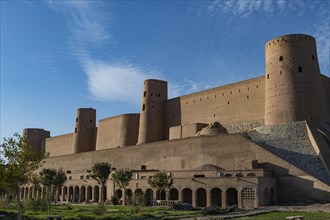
xmin=206 ymin=190 xmax=211 ymax=207
xmin=192 ymin=190 xmax=196 ymax=207
xmin=237 ymin=188 xmax=242 ymax=209
xmin=221 ymin=190 xmax=226 ymax=208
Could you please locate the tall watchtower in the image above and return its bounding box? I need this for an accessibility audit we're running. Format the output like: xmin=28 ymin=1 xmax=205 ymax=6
xmin=72 ymin=108 xmax=96 ymax=153
xmin=265 ymin=34 xmax=329 ymax=125
xmin=22 ymin=128 xmax=50 ymax=154
xmin=137 ymin=79 xmax=168 ymax=144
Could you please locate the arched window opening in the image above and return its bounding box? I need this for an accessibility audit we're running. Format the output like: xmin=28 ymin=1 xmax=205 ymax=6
xmin=279 ymin=56 xmax=283 ymax=61
xmin=298 ymin=66 xmax=302 ymax=72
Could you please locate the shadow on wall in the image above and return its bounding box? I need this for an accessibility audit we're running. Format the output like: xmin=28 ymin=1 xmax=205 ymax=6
xmin=165 ymin=97 xmax=182 ymax=139
xmin=257 ymin=143 xmax=330 ymax=185
xmin=259 ymin=162 xmax=330 ymax=204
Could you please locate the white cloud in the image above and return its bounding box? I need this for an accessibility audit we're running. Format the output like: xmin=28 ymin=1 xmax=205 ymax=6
xmin=84 ymin=60 xmax=159 ymax=103
xmin=207 ymin=0 xmax=316 ymax=17
xmin=313 ymin=13 xmax=330 ymax=75
xmin=47 ymin=0 xmax=209 ymax=103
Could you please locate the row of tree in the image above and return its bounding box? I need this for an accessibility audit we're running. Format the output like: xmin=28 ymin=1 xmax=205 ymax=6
xmin=90 ymin=162 xmax=174 ymax=206
xmin=0 ymin=133 xmax=174 ymax=219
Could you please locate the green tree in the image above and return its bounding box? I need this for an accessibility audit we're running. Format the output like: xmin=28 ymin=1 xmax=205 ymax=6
xmin=40 ymin=168 xmax=67 ymax=216
xmin=111 ymin=169 xmax=133 ymax=205
xmin=148 ymin=171 xmax=174 ymax=206
xmin=0 ymin=133 xmax=46 ymax=220
xmin=89 ymin=162 xmax=111 ymax=203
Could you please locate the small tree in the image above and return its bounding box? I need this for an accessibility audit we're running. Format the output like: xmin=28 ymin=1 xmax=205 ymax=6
xmin=0 ymin=133 xmax=46 ymax=220
xmin=148 ymin=171 xmax=174 ymax=206
xmin=89 ymin=162 xmax=111 ymax=203
xmin=40 ymin=168 xmax=67 ymax=216
xmin=111 ymin=169 xmax=133 ymax=205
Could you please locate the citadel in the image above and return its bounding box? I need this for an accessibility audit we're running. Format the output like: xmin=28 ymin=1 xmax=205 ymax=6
xmin=20 ymin=34 xmax=330 ymax=208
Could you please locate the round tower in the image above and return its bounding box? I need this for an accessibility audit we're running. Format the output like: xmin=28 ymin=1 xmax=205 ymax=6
xmin=22 ymin=128 xmax=50 ymax=154
xmin=137 ymin=79 xmax=168 ymax=145
xmin=265 ymin=34 xmax=329 ymax=125
xmin=72 ymin=108 xmax=96 ymax=153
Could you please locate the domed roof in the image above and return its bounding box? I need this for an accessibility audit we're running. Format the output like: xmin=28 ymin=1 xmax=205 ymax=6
xmin=195 ymin=164 xmax=223 ymax=170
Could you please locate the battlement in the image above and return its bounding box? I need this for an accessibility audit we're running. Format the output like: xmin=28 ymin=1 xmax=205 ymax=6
xmin=265 ymin=34 xmax=315 ymax=48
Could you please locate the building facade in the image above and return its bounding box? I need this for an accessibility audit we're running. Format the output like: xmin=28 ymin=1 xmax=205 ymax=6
xmin=21 ymin=34 xmax=330 ymax=208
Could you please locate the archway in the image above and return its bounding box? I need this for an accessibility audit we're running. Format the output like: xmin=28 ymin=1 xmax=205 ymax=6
xmin=63 ymin=186 xmax=68 ymax=201
xmin=102 ymin=186 xmax=107 ymax=202
xmin=80 ymin=186 xmax=86 ymax=202
xmin=210 ymin=188 xmax=222 ymax=207
xmin=196 ymin=188 xmax=207 ymax=207
xmin=134 ymin=189 xmax=144 ymax=205
xmin=270 ymin=187 xmax=275 ymax=205
xmin=156 ymin=189 xmax=166 ymax=200
xmin=182 ymin=188 xmax=192 ymax=204
xmin=57 ymin=187 xmax=62 ymax=202
xmin=74 ymin=186 xmax=79 ymax=202
xmin=125 ymin=189 xmax=133 ymax=205
xmin=114 ymin=189 xmax=122 ymax=199
xmin=226 ymin=188 xmax=238 ymax=206
xmin=68 ymin=186 xmax=73 ymax=202
xmin=145 ymin=189 xmax=153 ymax=206
xmin=25 ymin=187 xmax=29 ymax=199
xmin=87 ymin=186 xmax=92 ymax=202
xmin=29 ymin=187 xmax=33 ymax=199
xmin=94 ymin=186 xmax=99 ymax=202
xmin=21 ymin=188 xmax=25 ymax=200
xmin=264 ymin=187 xmax=270 ymax=206
xmin=241 ymin=187 xmax=255 ymax=208
xmin=169 ymin=188 xmax=179 ymax=200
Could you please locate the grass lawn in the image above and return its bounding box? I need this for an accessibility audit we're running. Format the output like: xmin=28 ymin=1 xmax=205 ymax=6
xmin=235 ymin=211 xmax=330 ymax=220
xmin=1 ymin=204 xmax=330 ymax=220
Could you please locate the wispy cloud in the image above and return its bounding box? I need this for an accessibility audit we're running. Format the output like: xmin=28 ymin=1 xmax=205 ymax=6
xmin=207 ymin=0 xmax=313 ymax=17
xmin=85 ymin=60 xmax=160 ymax=103
xmin=47 ymin=1 xmax=159 ymax=103
xmin=47 ymin=0 xmax=206 ymax=103
xmin=313 ymin=6 xmax=330 ymax=75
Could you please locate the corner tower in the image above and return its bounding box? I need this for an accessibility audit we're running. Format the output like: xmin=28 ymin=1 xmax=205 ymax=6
xmin=22 ymin=128 xmax=50 ymax=154
xmin=72 ymin=108 xmax=96 ymax=153
xmin=265 ymin=34 xmax=329 ymax=125
xmin=137 ymin=79 xmax=168 ymax=144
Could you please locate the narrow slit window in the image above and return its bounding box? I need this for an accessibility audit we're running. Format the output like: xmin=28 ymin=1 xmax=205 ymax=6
xmin=267 ymin=74 xmax=269 ymax=79
xmin=298 ymin=66 xmax=302 ymax=72
xmin=279 ymin=56 xmax=283 ymax=61
xmin=142 ymin=104 xmax=145 ymax=111
xmin=312 ymin=55 xmax=315 ymax=60
xmin=143 ymin=91 xmax=146 ymax=97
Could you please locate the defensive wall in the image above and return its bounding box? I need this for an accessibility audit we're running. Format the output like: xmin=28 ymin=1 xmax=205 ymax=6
xmin=40 ymin=134 xmax=330 ymax=204
xmin=96 ymin=114 xmax=139 ymax=150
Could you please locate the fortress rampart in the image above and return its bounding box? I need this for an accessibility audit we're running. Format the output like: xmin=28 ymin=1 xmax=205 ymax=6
xmin=25 ymin=34 xmax=330 ymax=156
xmin=19 ymin=34 xmax=330 ymax=206
xmin=96 ymin=114 xmax=140 ymax=150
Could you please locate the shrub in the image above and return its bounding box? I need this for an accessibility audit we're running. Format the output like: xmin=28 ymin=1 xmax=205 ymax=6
xmin=93 ymin=202 xmax=107 ymax=215
xmin=24 ymin=198 xmax=48 ymax=213
xmin=171 ymin=203 xmax=193 ymax=211
xmin=110 ymin=196 xmax=118 ymax=206
xmin=133 ymin=191 xmax=144 ymax=206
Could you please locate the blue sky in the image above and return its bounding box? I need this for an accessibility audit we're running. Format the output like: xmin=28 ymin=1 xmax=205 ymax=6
xmin=1 ymin=0 xmax=329 ymax=140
